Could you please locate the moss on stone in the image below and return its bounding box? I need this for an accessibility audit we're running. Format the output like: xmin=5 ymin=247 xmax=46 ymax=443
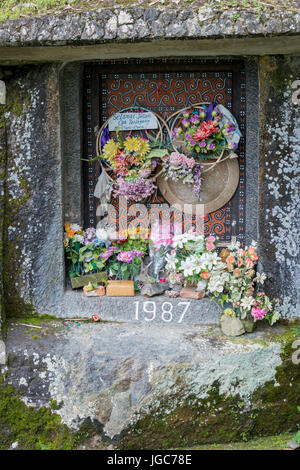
xmin=0 ymin=72 xmax=36 ymax=321
xmin=0 ymin=373 xmax=101 ymax=450
xmin=119 ymin=326 xmax=300 ymax=450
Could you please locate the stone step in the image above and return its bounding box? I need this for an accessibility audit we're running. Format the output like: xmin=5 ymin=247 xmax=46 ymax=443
xmin=4 ymin=320 xmax=288 ymax=447
xmin=62 ymin=290 xmax=221 ymax=324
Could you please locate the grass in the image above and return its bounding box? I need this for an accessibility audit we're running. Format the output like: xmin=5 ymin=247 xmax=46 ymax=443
xmin=0 ymin=0 xmax=298 ymax=23
xmin=176 ymin=432 xmax=295 ymax=450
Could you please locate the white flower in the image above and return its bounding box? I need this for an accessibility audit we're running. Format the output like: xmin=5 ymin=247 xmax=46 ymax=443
xmin=172 ymin=234 xmax=186 ymax=249
xmin=196 ymin=280 xmax=207 ymax=291
xmin=179 ymin=257 xmax=195 ymax=277
xmin=70 ymin=223 xmax=81 ymax=232
xmin=73 ymin=234 xmax=84 ymax=243
xmin=227 ymin=240 xmax=240 ymax=251
xmin=96 ymin=228 xmax=109 ymax=241
xmin=240 ymin=296 xmax=255 ymax=311
xmin=255 ymin=272 xmax=267 ymax=284
xmin=199 ymin=252 xmax=219 ymax=270
xmin=165 ymin=253 xmax=177 ymax=271
xmin=270 ymin=310 xmax=281 ymax=325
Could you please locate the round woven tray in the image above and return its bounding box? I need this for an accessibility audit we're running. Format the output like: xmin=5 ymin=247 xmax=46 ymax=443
xmin=157 ymin=156 xmax=239 ymax=215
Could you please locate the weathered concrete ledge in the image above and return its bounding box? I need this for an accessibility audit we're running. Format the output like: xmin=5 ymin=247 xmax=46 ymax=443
xmin=1 ymin=36 xmax=300 ymax=64
xmin=0 ymin=7 xmax=299 ymax=50
xmin=2 ymin=320 xmax=299 ymax=448
xmin=62 ymin=291 xmax=221 ymax=322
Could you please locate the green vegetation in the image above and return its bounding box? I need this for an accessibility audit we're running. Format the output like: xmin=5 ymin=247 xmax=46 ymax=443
xmin=0 ymin=0 xmax=298 ymax=23
xmin=177 ymin=432 xmax=295 ymax=450
xmin=0 ymin=373 xmax=101 ymax=450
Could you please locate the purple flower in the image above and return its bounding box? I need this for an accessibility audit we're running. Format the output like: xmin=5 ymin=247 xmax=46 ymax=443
xmin=199 ymin=141 xmax=206 ymax=147
xmin=190 ymin=114 xmax=200 ymax=124
xmin=117 ymin=251 xmax=134 ymax=263
xmin=182 ymin=118 xmax=189 ymax=128
xmin=207 ymin=143 xmax=215 ymax=150
xmin=114 ymin=177 xmax=156 ymax=202
xmin=132 ymin=250 xmax=144 ymax=258
xmin=101 ymin=128 xmax=110 ymax=149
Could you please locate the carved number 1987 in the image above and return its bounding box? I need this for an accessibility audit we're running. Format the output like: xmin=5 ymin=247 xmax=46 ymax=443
xmin=134 ymin=301 xmax=191 ymax=323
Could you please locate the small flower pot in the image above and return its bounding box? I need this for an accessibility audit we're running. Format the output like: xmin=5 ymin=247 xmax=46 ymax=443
xmin=241 ymin=318 xmax=257 ymax=333
xmin=106 ymin=280 xmax=135 ymax=297
xmin=180 ymin=286 xmax=206 ymax=299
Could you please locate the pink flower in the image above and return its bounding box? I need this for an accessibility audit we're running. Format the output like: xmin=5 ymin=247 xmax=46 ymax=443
xmin=207 ymin=236 xmax=215 ymax=242
xmin=206 ymin=242 xmax=215 ymax=251
xmin=251 ymin=307 xmax=267 ymax=321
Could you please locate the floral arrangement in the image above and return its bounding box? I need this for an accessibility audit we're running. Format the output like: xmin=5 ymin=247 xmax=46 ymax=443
xmin=161 ymin=151 xmax=203 ymax=199
xmin=64 ymin=222 xmax=281 ymax=328
xmin=207 ymin=240 xmax=280 ymax=325
xmin=64 ymin=223 xmax=112 ymax=278
xmin=101 ymin=130 xmax=168 ymax=202
xmin=64 ymin=223 xmax=149 ymax=282
xmin=165 ymin=230 xmax=219 ymax=291
xmin=171 ymin=103 xmax=239 ymax=160
xmin=106 ymin=228 xmax=149 ymax=280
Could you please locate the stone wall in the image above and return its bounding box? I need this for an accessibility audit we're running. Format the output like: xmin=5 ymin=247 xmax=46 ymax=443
xmin=0 ymin=64 xmax=65 ymax=319
xmin=0 ymin=8 xmax=299 ymax=46
xmin=258 ymin=56 xmax=300 ymax=318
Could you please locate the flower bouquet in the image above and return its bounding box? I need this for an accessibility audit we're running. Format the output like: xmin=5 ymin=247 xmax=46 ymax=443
xmin=64 ymin=223 xmax=110 ymax=288
xmin=161 ymin=151 xmax=203 ymax=199
xmin=207 ymin=240 xmax=281 ymax=330
xmin=101 ymin=130 xmax=168 ymax=202
xmin=104 ymin=228 xmax=149 ymax=281
xmin=165 ymin=230 xmax=219 ymax=294
xmin=171 ymin=103 xmax=241 ymax=161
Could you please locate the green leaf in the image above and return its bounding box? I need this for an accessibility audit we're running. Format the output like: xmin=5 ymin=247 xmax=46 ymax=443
xmin=147 ymin=148 xmax=169 ymax=159
xmin=294 ymin=430 xmax=300 ymax=444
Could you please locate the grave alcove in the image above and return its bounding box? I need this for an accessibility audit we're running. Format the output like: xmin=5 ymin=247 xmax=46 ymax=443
xmin=82 ymin=58 xmax=247 ymax=247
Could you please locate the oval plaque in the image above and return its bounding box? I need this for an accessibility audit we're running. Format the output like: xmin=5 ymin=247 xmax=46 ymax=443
xmin=157 ymin=158 xmax=240 ymax=215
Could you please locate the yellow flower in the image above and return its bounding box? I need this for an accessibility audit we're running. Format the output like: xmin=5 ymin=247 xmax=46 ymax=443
xmin=224 ymin=308 xmax=236 ymax=317
xmin=103 ymin=139 xmax=119 ymax=161
xmin=124 ymin=137 xmax=142 ymax=154
xmin=138 ymin=139 xmax=150 ymax=157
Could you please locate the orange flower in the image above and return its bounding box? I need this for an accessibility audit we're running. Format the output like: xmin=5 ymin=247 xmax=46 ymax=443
xmin=227 ymin=264 xmax=234 ymax=271
xmin=246 ymin=258 xmax=254 ymax=269
xmin=68 ymin=230 xmax=75 ymax=238
xmin=226 ymin=255 xmax=235 ymax=264
xmin=248 ymin=246 xmax=256 ymax=256
xmin=200 ymin=272 xmax=210 ymax=279
xmin=251 ymin=254 xmax=258 ymax=261
xmin=64 ymin=222 xmax=71 ymax=232
xmin=237 ymin=258 xmax=244 ymax=267
xmin=234 ymin=268 xmax=241 ymax=277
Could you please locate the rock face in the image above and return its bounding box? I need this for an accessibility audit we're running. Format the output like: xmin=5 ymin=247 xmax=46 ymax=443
xmin=0 ymin=8 xmax=299 ymax=47
xmin=258 ymin=57 xmax=300 ymax=319
xmin=3 ymin=319 xmax=299 ymax=448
